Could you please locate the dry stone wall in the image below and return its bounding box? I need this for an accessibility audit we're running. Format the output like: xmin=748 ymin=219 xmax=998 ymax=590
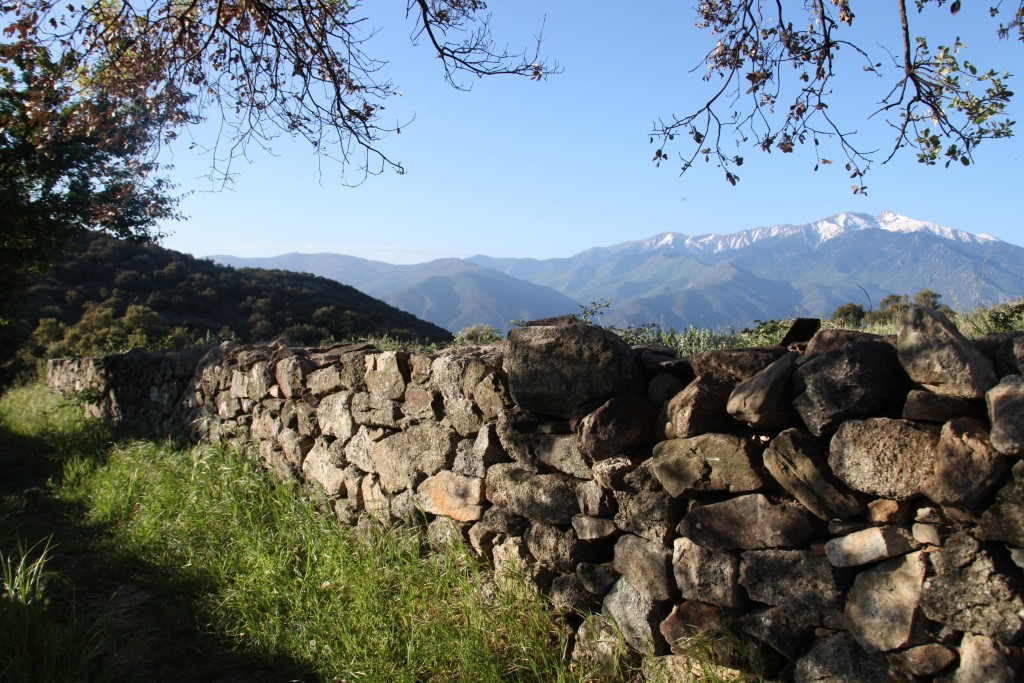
xmin=46 ymin=308 xmax=1024 ymax=681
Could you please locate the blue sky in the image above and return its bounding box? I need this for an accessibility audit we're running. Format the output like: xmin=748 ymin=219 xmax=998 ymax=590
xmin=160 ymin=1 xmax=1024 ymax=263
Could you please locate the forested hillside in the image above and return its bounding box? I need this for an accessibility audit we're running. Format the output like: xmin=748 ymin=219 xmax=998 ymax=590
xmin=4 ymin=232 xmax=452 ymax=372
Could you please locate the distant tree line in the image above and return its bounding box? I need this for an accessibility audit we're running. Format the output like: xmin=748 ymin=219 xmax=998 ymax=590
xmin=829 ymin=288 xmax=1024 ymax=332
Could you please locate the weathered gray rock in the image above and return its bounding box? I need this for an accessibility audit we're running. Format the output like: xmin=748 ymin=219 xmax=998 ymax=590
xmin=897 ymin=306 xmax=998 ymax=400
xmin=431 ymin=349 xmax=501 ymax=436
xmin=577 ymin=561 xmax=621 ymax=595
xmin=979 ymin=461 xmax=1024 ymax=547
xmin=370 ymin=422 xmax=458 ymax=493
xmin=275 ymin=354 xmax=316 ymax=398
xmin=666 ymin=375 xmax=733 ymax=438
xmin=485 ymin=463 xmax=580 ymax=526
xmin=672 ymin=536 xmax=743 ymax=608
xmin=602 ymin=578 xmax=671 ymax=655
xmin=689 ymin=347 xmax=789 ymax=383
xmin=426 ymin=515 xmax=466 ymax=551
xmin=803 ymin=328 xmax=892 ymax=357
xmin=946 ymin=633 xmax=1021 ymax=683
xmin=651 ymin=433 xmax=764 ymax=497
xmin=575 ymin=394 xmax=655 ymax=462
xmin=505 ymin=322 xmax=644 ymax=418
xmin=306 ymin=364 xmax=344 ymax=397
xmin=342 ymin=425 xmax=384 ymax=473
xmin=739 ymin=549 xmax=843 ymax=611
xmin=350 ymin=392 xmax=402 ymax=429
xmin=727 ymin=351 xmax=800 ymax=430
xmin=317 ymin=391 xmax=355 ymax=442
xmin=648 ymin=372 xmax=686 ymax=405
xmin=828 ymin=418 xmax=940 ymax=500
xmin=572 ymin=514 xmax=619 ymax=541
xmin=491 ymin=536 xmax=547 ymax=588
xmin=571 ymin=614 xmax=633 ymax=674
xmin=452 ymin=422 xmax=508 ymax=478
xmin=987 ymin=374 xmax=1024 ymax=456
xmin=660 ymin=601 xmax=731 ymax=656
xmin=763 ymin=428 xmax=863 ymax=520
xmin=793 ymin=631 xmax=895 ymax=683
xmin=478 ymin=505 xmax=529 ymax=536
xmin=642 ymin=654 xmax=743 ymax=682
xmin=549 ymin=573 xmax=599 ymax=613
xmin=576 ymin=479 xmax=615 ymax=516
xmin=302 ymin=439 xmax=348 ymax=497
xmin=922 ymin=418 xmax=1006 ymax=507
xmin=996 ymin=332 xmax=1024 ymax=376
xmin=401 ymin=386 xmax=442 ymax=421
xmin=920 ymin=532 xmax=1024 ymax=641
xmin=364 ymin=350 xmax=409 ymax=400
xmin=592 ymin=456 xmax=634 ymax=490
xmin=613 ymin=534 xmax=676 ymax=601
xmin=902 ymin=389 xmax=987 ymax=422
xmin=417 ymin=471 xmax=485 ymax=522
xmin=888 ymin=644 xmax=957 ymax=678
xmin=524 ymin=522 xmax=593 ymax=573
xmin=613 ymin=462 xmax=683 ymax=544
xmin=741 ymin=606 xmax=817 ymax=660
xmin=824 ymin=526 xmax=920 ymax=567
xmin=534 ymin=433 xmax=592 ymax=479
xmin=679 ymin=494 xmax=824 ymax=551
xmin=279 ymin=427 xmax=313 ymax=467
xmin=360 ymin=474 xmax=393 ymax=525
xmin=793 ymin=341 xmax=910 ymax=436
xmin=844 ymin=551 xmax=927 ymax=652
xmin=495 ymin=409 xmax=590 ymax=477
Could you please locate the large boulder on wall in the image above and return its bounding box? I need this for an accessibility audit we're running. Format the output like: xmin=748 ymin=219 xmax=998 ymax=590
xmin=505 ymin=318 xmax=645 ymax=419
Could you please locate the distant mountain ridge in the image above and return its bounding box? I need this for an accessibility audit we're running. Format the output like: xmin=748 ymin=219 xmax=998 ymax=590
xmin=211 ymin=211 xmax=1024 ymax=332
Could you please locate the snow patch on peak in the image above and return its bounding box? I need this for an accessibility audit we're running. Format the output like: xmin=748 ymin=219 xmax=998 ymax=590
xmin=875 ymin=210 xmax=1001 ymax=244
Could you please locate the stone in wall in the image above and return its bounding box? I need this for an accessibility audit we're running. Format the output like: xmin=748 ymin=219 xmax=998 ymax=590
xmin=762 ymin=428 xmax=863 ymax=520
xmin=417 ymin=471 xmax=485 ymax=522
xmin=679 ymin=494 xmax=824 ymax=551
xmin=602 ymin=578 xmax=671 ymax=655
xmin=370 ymin=422 xmax=458 ymax=493
xmin=575 ymin=394 xmax=656 ymax=462
xmin=671 ymin=536 xmax=743 ymax=609
xmin=792 ymin=340 xmax=910 ymax=436
xmin=651 ymin=433 xmax=764 ymax=497
xmin=689 ymin=347 xmax=789 ymax=383
xmin=665 ymin=374 xmax=733 ymax=438
xmin=897 ymin=307 xmax=998 ymax=400
xmin=987 ymin=375 xmax=1024 ymax=456
xmin=843 ymin=551 xmax=927 ymax=653
xmin=922 ymin=417 xmax=1006 ymax=508
xmin=613 ymin=461 xmax=683 ymax=545
xmin=920 ymin=532 xmax=1024 ymax=642
xmin=505 ymin=321 xmax=644 ymax=418
xmin=485 ymin=463 xmax=580 ymax=526
xmin=828 ymin=417 xmax=941 ymax=500
xmin=727 ymin=350 xmax=801 ymax=430
xmin=613 ymin=534 xmax=676 ymax=602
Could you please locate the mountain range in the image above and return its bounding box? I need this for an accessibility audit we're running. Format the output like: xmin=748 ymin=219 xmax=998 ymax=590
xmin=211 ymin=211 xmax=1024 ymax=333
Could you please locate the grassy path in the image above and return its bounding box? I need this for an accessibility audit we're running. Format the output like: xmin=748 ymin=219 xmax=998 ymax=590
xmin=1 ymin=383 xmax=604 ymax=683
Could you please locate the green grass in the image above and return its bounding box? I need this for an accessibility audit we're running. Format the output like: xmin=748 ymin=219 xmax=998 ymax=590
xmin=0 ymin=382 xmax=626 ymax=682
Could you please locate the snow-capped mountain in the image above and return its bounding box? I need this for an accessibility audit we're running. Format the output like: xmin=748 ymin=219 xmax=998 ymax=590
xmin=214 ymin=212 xmax=1023 ymax=332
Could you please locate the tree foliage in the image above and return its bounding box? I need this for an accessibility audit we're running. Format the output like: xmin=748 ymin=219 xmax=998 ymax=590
xmin=1 ymin=0 xmax=554 ymax=185
xmin=0 ymin=46 xmax=180 ymax=323
xmin=6 ymin=231 xmax=453 ymax=375
xmin=651 ymin=0 xmax=1023 ymax=192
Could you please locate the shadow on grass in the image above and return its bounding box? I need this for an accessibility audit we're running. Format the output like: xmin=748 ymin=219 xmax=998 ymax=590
xmin=0 ymin=421 xmax=318 ymax=683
